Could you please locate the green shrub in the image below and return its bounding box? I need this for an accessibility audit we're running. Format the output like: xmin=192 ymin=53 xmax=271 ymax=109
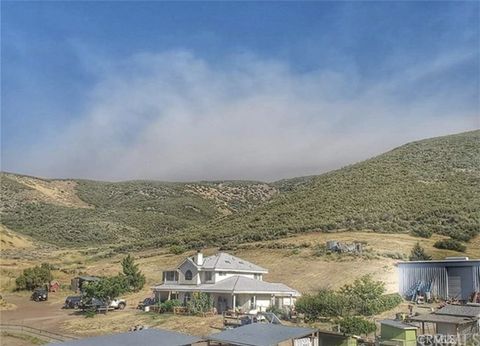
xmin=296 ymin=276 xmax=403 ymax=321
xmin=410 ymin=229 xmax=432 ymax=238
xmin=157 ymin=299 xmax=182 ymax=313
xmin=169 ymin=245 xmax=186 ymax=255
xmin=15 ymin=263 xmax=53 ymax=291
xmin=434 ymin=239 xmax=466 ymax=252
xmin=186 ymin=293 xmax=213 ymax=315
xmin=337 ymin=316 xmax=376 ymax=335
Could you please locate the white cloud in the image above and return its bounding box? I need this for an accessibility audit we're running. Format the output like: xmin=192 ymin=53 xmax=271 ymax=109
xmin=18 ymin=50 xmax=479 ymax=181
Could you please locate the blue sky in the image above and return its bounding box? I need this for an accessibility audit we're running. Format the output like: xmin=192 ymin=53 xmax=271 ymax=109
xmin=1 ymin=1 xmax=479 ymax=181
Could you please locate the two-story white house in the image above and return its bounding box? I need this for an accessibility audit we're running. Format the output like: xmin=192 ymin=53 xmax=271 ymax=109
xmin=153 ymin=252 xmax=300 ymax=314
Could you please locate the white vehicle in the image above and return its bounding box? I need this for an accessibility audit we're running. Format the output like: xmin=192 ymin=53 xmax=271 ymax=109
xmin=109 ymin=298 xmax=126 ymax=310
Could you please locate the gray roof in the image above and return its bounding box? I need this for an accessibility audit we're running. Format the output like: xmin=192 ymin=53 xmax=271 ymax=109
xmin=410 ymin=314 xmax=475 ymax=325
xmin=201 ymin=253 xmax=268 ymax=273
xmin=207 ymin=323 xmax=317 ymax=346
xmin=380 ymin=319 xmax=417 ymax=330
xmin=154 ymin=275 xmax=300 ymax=296
xmin=435 ymin=304 xmax=480 ymax=318
xmin=48 ymin=329 xmax=202 ymax=346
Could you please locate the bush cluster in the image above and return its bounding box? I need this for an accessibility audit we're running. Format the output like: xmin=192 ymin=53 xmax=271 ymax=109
xmin=16 ymin=263 xmax=53 ymax=291
xmin=433 ymin=239 xmax=466 ymax=252
xmin=295 ymin=275 xmax=402 ymax=325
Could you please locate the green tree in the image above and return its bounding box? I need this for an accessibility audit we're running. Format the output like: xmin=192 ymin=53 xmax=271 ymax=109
xmin=409 ymin=242 xmax=432 ymax=261
xmin=83 ymin=276 xmax=127 ymax=314
xmin=121 ymin=254 xmax=145 ymax=292
xmin=337 ymin=316 xmax=376 ymax=335
xmin=15 ymin=263 xmax=53 ymax=291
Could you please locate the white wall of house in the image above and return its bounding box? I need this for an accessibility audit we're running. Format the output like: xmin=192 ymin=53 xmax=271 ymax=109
xmin=178 ymin=260 xmax=200 ymax=285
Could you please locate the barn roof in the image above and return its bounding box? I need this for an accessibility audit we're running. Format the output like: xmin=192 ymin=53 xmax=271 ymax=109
xmin=48 ymin=329 xmax=202 ymax=346
xmin=207 ymin=324 xmax=317 ymax=346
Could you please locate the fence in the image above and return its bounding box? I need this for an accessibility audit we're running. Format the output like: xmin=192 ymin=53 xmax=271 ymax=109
xmin=0 ymin=324 xmax=78 ymax=343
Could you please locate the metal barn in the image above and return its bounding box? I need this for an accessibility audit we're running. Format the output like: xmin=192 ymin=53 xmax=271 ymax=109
xmin=397 ymin=258 xmax=480 ymax=301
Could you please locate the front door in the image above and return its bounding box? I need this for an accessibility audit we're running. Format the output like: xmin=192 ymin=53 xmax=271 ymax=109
xmin=217 ymin=296 xmax=227 ymax=313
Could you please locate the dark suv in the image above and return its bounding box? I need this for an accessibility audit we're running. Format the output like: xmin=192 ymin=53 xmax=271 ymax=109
xmin=64 ymin=296 xmax=82 ymax=309
xmin=31 ymin=288 xmax=48 ymax=302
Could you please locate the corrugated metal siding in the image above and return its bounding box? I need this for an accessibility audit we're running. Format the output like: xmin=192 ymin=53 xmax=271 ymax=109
xmin=398 ymin=265 xmax=448 ymax=299
xmin=398 ymin=263 xmax=480 ymax=300
xmin=473 ymin=265 xmax=480 ymax=292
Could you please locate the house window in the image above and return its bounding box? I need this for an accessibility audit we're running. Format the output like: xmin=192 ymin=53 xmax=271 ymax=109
xmin=185 ymin=270 xmax=193 ymax=280
xmin=184 ymin=293 xmax=191 ymax=304
xmin=205 ymin=271 xmax=213 ymax=281
xmin=165 ymin=271 xmax=176 ymax=281
xmin=219 ymin=272 xmax=226 ymax=276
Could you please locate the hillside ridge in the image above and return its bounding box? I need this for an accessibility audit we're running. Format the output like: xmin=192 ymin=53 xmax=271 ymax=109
xmin=1 ymin=130 xmax=478 ymax=248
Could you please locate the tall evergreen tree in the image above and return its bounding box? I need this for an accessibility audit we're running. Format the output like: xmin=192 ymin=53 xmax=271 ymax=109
xmin=121 ymin=254 xmax=145 ymax=292
xmin=409 ymin=242 xmax=432 ymax=261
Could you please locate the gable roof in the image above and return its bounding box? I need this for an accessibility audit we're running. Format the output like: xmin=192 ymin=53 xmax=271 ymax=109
xmin=49 ymin=329 xmax=202 ymax=346
xmin=201 ymin=253 xmax=268 ymax=273
xmin=207 ymin=324 xmax=317 ymax=346
xmin=154 ymin=275 xmax=300 ymax=296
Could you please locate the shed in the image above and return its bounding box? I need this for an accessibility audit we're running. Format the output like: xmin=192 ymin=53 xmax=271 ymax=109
xmin=397 ymin=258 xmax=480 ymax=301
xmin=318 ymin=330 xmax=357 ymax=346
xmin=48 ymin=328 xmax=205 ymax=346
xmin=207 ymin=323 xmax=319 ymax=346
xmin=410 ymin=304 xmax=480 ymax=342
xmin=70 ymin=276 xmax=100 ymax=292
xmin=49 ymin=281 xmax=61 ymax=293
xmin=379 ymin=319 xmax=417 ymax=346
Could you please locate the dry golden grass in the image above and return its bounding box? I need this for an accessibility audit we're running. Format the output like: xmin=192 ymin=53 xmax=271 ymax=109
xmin=0 ymin=225 xmax=34 ymax=251
xmin=4 ymin=173 xmax=91 ymax=209
xmin=61 ymin=311 xmax=222 ymax=337
xmin=1 ymin=229 xmax=479 ymax=338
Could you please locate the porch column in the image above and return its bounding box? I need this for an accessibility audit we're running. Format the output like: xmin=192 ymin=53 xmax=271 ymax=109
xmin=289 ymin=294 xmax=293 ymax=306
xmin=253 ymin=295 xmax=256 ymax=309
xmin=232 ymin=294 xmax=236 ymax=309
xmin=168 ymin=291 xmax=171 ymax=301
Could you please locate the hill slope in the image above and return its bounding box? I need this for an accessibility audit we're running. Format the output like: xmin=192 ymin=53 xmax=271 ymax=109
xmin=0 ymin=174 xmax=276 ymax=247
xmin=1 ymin=130 xmax=478 ymax=248
xmin=184 ymin=130 xmax=480 ymax=246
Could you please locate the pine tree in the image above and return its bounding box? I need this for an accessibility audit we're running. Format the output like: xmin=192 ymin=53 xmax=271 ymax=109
xmin=121 ymin=254 xmax=145 ymax=292
xmin=409 ymin=242 xmax=431 ymax=261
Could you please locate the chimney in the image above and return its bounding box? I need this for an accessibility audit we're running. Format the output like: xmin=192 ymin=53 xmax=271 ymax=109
xmin=195 ymin=251 xmax=204 ymax=266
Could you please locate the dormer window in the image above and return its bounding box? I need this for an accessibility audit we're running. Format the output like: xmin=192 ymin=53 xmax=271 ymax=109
xmin=205 ymin=271 xmax=213 ymax=282
xmin=185 ymin=270 xmax=193 ymax=280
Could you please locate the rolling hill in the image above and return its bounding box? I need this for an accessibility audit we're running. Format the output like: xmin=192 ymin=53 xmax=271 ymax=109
xmin=182 ymin=130 xmax=480 ymax=247
xmin=1 ymin=130 xmax=478 ymax=249
xmin=0 ymin=174 xmax=277 ymax=247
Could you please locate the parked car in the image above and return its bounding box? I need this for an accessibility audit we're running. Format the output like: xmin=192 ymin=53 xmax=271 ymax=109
xmin=64 ymin=296 xmax=82 ymax=309
xmin=137 ymin=297 xmax=156 ymax=310
xmin=110 ymin=298 xmax=126 ymax=310
xmin=31 ymin=288 xmax=48 ymax=302
xmin=79 ymin=297 xmax=126 ymax=311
